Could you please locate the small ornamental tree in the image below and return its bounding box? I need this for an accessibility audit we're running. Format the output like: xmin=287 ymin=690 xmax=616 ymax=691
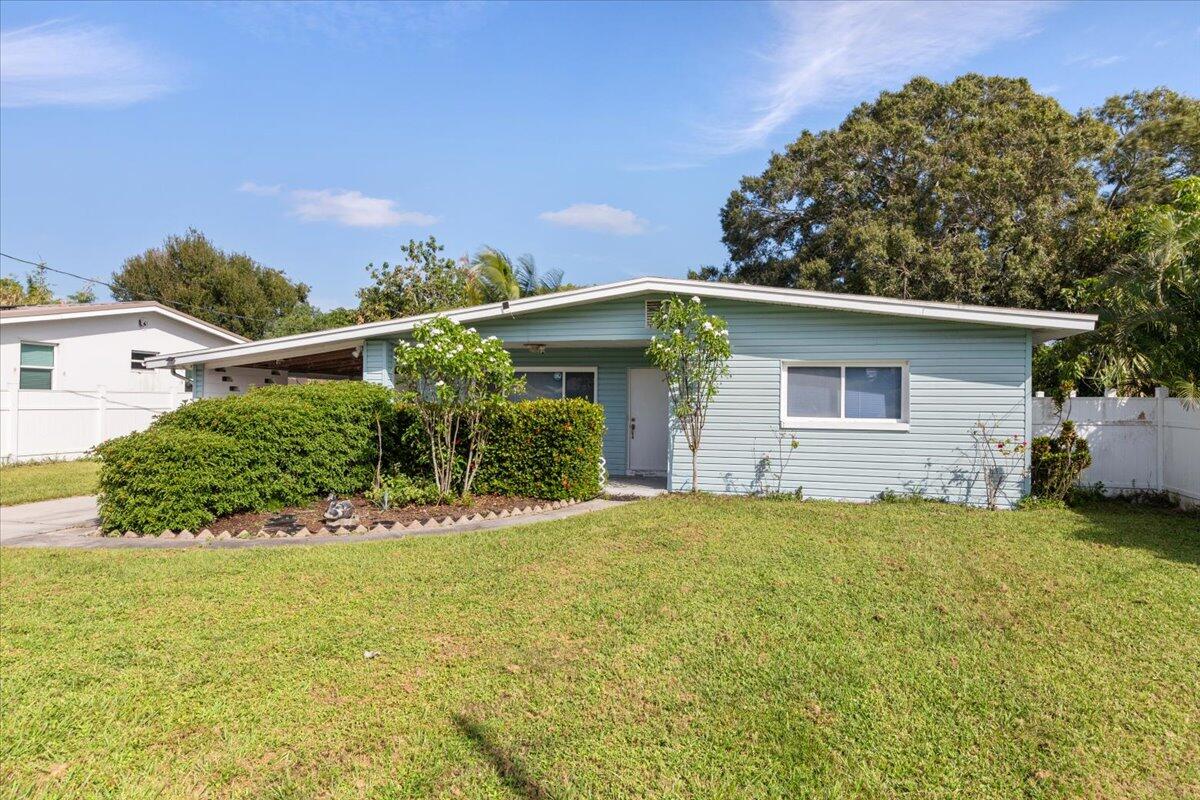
xmin=646 ymin=296 xmax=731 ymax=492
xmin=394 ymin=318 xmax=522 ymax=497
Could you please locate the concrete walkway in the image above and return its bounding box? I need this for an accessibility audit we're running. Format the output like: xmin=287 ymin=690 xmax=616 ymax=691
xmin=0 ymin=496 xmax=625 ymax=550
xmin=0 ymin=495 xmax=100 ymax=546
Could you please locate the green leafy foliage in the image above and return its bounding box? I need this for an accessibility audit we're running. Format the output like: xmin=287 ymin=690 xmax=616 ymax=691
xmin=366 ymin=470 xmax=441 ymax=508
xmin=0 ymin=269 xmax=56 ymax=306
xmin=1041 ymin=177 xmax=1200 ymax=400
xmin=473 ymin=399 xmax=606 ymax=500
xmin=356 ymin=237 xmax=471 ymax=322
xmin=466 ymin=247 xmax=566 ymax=304
xmin=1030 ymin=420 xmax=1093 ymax=502
xmin=264 ymin=303 xmax=358 ymax=337
xmin=95 ymin=429 xmax=269 ymax=533
xmin=97 ymin=382 xmax=399 ymax=532
xmin=394 ymin=318 xmax=521 ymax=496
xmin=111 ymin=229 xmax=309 ymax=340
xmin=155 ymin=382 xmax=399 ymax=504
xmin=391 ymin=398 xmax=606 ymax=501
xmin=1088 ymin=87 xmax=1200 ymax=210
xmin=720 ymin=75 xmax=1110 ymax=309
xmin=646 ymin=296 xmax=731 ymax=491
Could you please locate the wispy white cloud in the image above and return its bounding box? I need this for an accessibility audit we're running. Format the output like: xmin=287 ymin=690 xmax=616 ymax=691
xmin=1065 ymin=53 xmax=1126 ymax=68
xmin=237 ymin=181 xmax=282 ymax=196
xmin=289 ymin=189 xmax=437 ymax=228
xmin=538 ymin=203 xmax=649 ymax=236
xmin=705 ymin=1 xmax=1052 ymax=154
xmin=239 ymin=182 xmax=437 ymax=228
xmin=0 ymin=20 xmax=175 ymax=108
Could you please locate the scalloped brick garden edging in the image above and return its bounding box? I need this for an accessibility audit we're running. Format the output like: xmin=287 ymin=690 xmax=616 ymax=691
xmin=90 ymin=499 xmax=583 ymax=540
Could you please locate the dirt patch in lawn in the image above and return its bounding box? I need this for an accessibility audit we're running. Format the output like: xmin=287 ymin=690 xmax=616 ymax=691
xmin=211 ymin=494 xmax=547 ymax=534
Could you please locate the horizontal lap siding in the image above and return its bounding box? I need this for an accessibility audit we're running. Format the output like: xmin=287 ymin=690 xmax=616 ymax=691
xmin=471 ymin=298 xmax=652 ymax=343
xmin=671 ymin=300 xmax=1029 ymax=508
xmin=491 ymin=344 xmax=649 ymax=478
xmin=475 ymin=300 xmax=656 ymax=477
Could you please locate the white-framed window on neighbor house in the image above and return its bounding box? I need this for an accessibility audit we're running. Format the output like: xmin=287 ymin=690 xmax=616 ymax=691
xmin=511 ymin=367 xmax=597 ymax=402
xmin=780 ymin=360 xmax=909 ymax=431
xmin=130 ymin=350 xmax=158 ymax=370
xmin=18 ymin=341 xmax=56 ymax=390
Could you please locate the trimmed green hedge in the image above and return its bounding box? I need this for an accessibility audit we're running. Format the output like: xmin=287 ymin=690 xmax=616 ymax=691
xmin=154 ymin=381 xmax=400 ymax=506
xmin=393 ymin=398 xmax=607 ymax=501
xmin=96 ymin=428 xmax=269 ymax=533
xmin=96 ymin=383 xmax=605 ymax=533
xmin=475 ymin=399 xmax=606 ymax=500
xmin=98 ymin=382 xmax=399 ymax=532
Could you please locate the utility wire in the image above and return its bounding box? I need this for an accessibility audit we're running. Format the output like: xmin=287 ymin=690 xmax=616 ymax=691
xmin=0 ymin=251 xmax=275 ymax=325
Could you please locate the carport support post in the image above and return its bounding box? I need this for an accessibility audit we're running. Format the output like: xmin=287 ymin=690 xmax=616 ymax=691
xmin=362 ymin=340 xmax=396 ymax=390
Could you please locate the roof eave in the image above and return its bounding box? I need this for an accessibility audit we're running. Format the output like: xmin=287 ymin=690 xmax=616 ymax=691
xmin=143 ymin=277 xmax=1098 ymax=368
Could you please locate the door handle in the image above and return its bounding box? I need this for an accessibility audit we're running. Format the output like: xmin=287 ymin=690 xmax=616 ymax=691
xmin=630 ymin=417 xmax=636 ymax=438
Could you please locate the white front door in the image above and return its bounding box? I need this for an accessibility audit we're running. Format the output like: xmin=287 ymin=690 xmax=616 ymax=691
xmin=628 ymin=368 xmax=668 ymax=474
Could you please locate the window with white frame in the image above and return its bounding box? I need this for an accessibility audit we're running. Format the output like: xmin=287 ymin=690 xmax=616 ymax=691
xmin=131 ymin=350 xmax=158 ymax=370
xmin=18 ymin=342 xmax=55 ymax=390
xmin=511 ymin=368 xmax=597 ymax=402
xmin=780 ymin=361 xmax=908 ymax=429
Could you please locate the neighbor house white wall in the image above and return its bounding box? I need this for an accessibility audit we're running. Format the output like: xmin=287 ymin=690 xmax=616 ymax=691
xmin=0 ymin=310 xmax=244 ymax=462
xmin=0 ymin=311 xmax=234 ymax=393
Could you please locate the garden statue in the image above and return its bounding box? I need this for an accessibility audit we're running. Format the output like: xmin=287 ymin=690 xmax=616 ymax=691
xmin=323 ymin=493 xmax=355 ymax=522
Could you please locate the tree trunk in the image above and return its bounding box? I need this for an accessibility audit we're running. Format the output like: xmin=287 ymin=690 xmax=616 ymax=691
xmin=691 ymin=446 xmax=698 ymax=493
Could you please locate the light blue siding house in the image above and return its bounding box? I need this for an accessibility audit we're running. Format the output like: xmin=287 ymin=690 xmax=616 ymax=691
xmin=146 ymin=278 xmax=1096 ymax=508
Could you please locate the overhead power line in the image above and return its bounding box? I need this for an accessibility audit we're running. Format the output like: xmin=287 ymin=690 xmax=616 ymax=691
xmin=0 ymin=251 xmax=275 ymax=325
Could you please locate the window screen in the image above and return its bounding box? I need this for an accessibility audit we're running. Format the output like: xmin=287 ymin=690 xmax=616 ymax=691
xmin=786 ymin=366 xmax=840 ymax=417
xmin=19 ymin=343 xmax=54 ymax=390
xmin=845 ymin=367 xmax=902 ymax=419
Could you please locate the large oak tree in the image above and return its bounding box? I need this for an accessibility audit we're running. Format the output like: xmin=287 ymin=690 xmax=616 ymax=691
xmin=720 ymin=75 xmax=1114 ymax=309
xmin=112 ymin=229 xmax=308 ymax=340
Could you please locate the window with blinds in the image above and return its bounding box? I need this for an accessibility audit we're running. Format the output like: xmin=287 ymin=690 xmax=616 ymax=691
xmin=19 ymin=342 xmax=55 ymax=390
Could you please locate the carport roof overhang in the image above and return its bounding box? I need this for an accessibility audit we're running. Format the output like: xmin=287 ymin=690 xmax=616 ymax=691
xmin=144 ymin=276 xmax=1098 ymax=370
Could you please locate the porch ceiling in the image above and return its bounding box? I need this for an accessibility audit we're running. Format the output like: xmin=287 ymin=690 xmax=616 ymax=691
xmin=241 ymin=347 xmax=362 ymax=378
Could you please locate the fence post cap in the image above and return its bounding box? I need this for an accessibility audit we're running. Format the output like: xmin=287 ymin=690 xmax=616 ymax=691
xmin=1154 ymin=386 xmax=1170 ymax=398
xmin=1104 ymin=388 xmax=1118 ymax=397
xmin=1034 ymin=391 xmax=1045 ymax=398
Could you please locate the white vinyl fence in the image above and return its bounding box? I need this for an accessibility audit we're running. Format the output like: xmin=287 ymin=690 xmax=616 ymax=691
xmin=1033 ymin=390 xmax=1200 ymax=508
xmin=0 ymin=388 xmax=187 ymax=464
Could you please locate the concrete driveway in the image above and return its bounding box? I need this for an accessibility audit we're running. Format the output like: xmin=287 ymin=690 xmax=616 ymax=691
xmin=0 ymin=495 xmax=100 ymax=546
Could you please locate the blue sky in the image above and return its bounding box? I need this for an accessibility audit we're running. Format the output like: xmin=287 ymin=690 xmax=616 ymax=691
xmin=1 ymin=1 xmax=1197 ymax=310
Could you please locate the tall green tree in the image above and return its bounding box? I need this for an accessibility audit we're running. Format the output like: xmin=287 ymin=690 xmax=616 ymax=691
xmin=264 ymin=303 xmax=357 ymax=338
xmin=356 ymin=237 xmax=471 ymax=322
xmin=466 ymin=247 xmax=522 ymax=304
xmin=112 ymin=229 xmax=308 ymax=340
xmin=720 ymin=75 xmax=1113 ymax=309
xmin=466 ymin=247 xmax=566 ymax=304
xmin=1088 ymin=88 xmax=1200 ymax=210
xmin=0 ymin=269 xmax=56 ymax=306
xmin=1039 ymin=177 xmax=1200 ymax=403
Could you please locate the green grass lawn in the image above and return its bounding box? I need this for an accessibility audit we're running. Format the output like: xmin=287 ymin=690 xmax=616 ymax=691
xmin=0 ymin=460 xmax=100 ymax=506
xmin=2 ymin=498 xmax=1198 ymax=799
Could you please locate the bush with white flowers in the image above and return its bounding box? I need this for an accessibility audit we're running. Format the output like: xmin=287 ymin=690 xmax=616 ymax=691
xmin=394 ymin=317 xmax=522 ymax=496
xmin=645 ymin=296 xmax=731 ymax=492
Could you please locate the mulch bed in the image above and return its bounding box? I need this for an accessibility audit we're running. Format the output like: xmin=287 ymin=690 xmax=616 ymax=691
xmin=213 ymin=494 xmax=547 ymax=534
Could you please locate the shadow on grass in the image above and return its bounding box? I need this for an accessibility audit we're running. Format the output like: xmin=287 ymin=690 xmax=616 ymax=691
xmin=453 ymin=713 xmax=554 ymax=800
xmin=1070 ymin=501 xmax=1200 ymax=567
